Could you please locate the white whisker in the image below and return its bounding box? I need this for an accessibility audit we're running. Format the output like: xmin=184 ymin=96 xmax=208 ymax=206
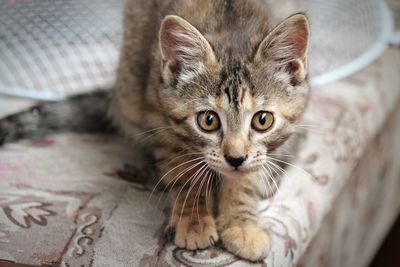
xmin=265 ymin=162 xmax=281 ymax=194
xmin=178 ymin=163 xmax=208 ymax=223
xmin=157 ymin=152 xmax=204 ymax=166
xmin=261 ymin=166 xmax=273 ymax=195
xmin=149 ymin=156 xmax=205 ymax=201
xmin=267 ymin=160 xmax=289 ymax=181
xmin=258 ymin=168 xmax=270 ymax=196
xmin=193 ymin=167 xmax=210 ymax=221
xmin=134 ymin=127 xmax=173 ymax=140
xmin=157 ymin=159 xmax=205 ymax=204
xmin=267 ymin=156 xmax=311 ymax=177
xmin=171 ymin=161 xmax=206 ymax=222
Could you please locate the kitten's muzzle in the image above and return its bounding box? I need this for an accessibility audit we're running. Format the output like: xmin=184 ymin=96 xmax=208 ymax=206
xmin=224 ymin=155 xmax=247 ymax=168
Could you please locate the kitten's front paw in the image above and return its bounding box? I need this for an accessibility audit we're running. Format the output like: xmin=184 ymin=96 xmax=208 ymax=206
xmin=168 ymin=215 xmax=219 ymax=250
xmin=221 ymin=224 xmax=270 ymax=262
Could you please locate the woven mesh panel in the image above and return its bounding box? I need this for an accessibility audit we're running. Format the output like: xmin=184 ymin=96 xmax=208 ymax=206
xmin=0 ymin=0 xmax=124 ymax=100
xmin=307 ymin=0 xmax=393 ymax=86
xmin=0 ymin=0 xmax=394 ymax=99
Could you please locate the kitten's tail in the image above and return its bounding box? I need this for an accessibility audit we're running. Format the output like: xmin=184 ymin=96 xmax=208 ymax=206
xmin=0 ymin=90 xmax=116 ymax=145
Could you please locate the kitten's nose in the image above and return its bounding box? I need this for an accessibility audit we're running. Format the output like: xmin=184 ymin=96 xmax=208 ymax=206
xmin=224 ymin=155 xmax=247 ymax=168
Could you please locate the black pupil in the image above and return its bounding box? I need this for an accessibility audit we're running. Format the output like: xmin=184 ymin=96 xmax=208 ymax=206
xmin=259 ymin=113 xmax=267 ymax=125
xmin=206 ymin=115 xmax=214 ymax=126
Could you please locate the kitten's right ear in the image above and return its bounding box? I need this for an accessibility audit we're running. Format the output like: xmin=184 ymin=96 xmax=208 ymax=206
xmin=159 ymin=15 xmax=216 ymax=85
xmin=255 ymin=14 xmax=310 ymax=83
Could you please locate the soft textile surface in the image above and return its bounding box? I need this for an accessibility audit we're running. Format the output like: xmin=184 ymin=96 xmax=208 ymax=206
xmin=0 ymin=47 xmax=399 ymax=266
xmin=299 ymin=102 xmax=400 ymax=267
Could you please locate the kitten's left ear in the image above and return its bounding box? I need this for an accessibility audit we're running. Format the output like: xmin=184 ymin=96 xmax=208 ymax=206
xmin=159 ymin=15 xmax=216 ymax=85
xmin=255 ymin=13 xmax=310 ymax=83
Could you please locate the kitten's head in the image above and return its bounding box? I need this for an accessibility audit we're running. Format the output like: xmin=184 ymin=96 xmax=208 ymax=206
xmin=158 ymin=14 xmax=310 ymax=178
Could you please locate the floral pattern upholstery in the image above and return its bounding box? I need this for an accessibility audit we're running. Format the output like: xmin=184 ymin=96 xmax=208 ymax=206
xmin=0 ymin=46 xmax=399 ymax=267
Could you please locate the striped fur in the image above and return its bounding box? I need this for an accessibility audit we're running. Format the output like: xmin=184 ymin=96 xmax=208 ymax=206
xmin=0 ymin=91 xmax=115 ymax=145
xmin=111 ymin=0 xmax=310 ymax=261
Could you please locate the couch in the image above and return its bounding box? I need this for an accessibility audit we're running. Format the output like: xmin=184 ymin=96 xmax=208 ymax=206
xmin=0 ymin=3 xmax=399 ymax=267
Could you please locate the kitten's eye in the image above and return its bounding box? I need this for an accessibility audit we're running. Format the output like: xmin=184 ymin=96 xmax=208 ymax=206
xmin=197 ymin=111 xmax=220 ymax=132
xmin=251 ymin=111 xmax=274 ymax=132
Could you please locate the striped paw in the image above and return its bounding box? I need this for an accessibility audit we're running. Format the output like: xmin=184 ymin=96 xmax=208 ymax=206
xmin=168 ymin=215 xmax=219 ymax=250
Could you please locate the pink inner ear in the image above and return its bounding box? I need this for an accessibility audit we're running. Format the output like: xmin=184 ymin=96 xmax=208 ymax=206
xmin=260 ymin=15 xmax=309 ymax=63
xmin=160 ymin=18 xmax=200 ymax=62
xmin=285 ymin=20 xmax=309 ymax=59
xmin=160 ymin=15 xmax=216 ymax=66
xmin=288 ymin=60 xmax=300 ymax=73
xmin=160 ymin=22 xmax=182 ymax=61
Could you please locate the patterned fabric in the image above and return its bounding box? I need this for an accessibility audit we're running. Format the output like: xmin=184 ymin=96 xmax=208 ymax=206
xmin=0 ymin=48 xmax=399 ymax=266
xmin=299 ymin=106 xmax=400 ymax=267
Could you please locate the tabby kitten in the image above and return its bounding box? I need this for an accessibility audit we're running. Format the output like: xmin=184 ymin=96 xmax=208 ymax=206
xmin=0 ymin=0 xmax=310 ymax=262
xmin=111 ymin=0 xmax=310 ymax=261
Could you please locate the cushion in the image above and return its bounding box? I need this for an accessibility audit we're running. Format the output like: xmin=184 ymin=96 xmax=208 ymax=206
xmin=0 ymin=48 xmax=399 ymax=266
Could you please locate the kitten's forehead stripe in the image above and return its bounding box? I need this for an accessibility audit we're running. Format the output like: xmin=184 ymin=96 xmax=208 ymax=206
xmin=215 ymin=95 xmax=222 ymax=109
xmin=220 ymin=60 xmax=248 ymax=102
xmin=216 ymin=57 xmax=256 ymax=134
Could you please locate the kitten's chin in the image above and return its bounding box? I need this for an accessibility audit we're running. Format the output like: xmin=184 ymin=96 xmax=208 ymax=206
xmin=217 ymin=167 xmax=259 ymax=179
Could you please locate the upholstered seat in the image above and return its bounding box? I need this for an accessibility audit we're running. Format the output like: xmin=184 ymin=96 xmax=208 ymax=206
xmin=1 ymin=0 xmax=400 ymax=265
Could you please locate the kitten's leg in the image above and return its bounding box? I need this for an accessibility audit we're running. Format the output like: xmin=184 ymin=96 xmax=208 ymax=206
xmin=217 ymin=176 xmax=270 ymax=261
xmin=161 ymin=157 xmax=218 ymax=250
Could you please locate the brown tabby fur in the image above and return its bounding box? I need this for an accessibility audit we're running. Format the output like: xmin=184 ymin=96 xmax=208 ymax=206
xmin=110 ymin=0 xmax=310 ymax=261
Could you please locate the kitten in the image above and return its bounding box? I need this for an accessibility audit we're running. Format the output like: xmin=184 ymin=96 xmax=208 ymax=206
xmin=111 ymin=0 xmax=310 ymax=261
xmin=0 ymin=0 xmax=309 ymax=261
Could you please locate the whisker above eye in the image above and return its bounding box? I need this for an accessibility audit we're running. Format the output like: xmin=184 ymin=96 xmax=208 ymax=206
xmin=184 ymin=79 xmax=209 ymax=92
xmin=180 ymin=97 xmax=205 ymax=106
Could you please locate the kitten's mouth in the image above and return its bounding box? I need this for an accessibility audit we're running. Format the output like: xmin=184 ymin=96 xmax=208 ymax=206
xmin=217 ymin=166 xmax=257 ymax=178
xmin=206 ymin=160 xmax=260 ymax=178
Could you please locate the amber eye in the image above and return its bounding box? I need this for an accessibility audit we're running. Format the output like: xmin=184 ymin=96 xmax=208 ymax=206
xmin=197 ymin=111 xmax=220 ymax=132
xmin=251 ymin=111 xmax=274 ymax=132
